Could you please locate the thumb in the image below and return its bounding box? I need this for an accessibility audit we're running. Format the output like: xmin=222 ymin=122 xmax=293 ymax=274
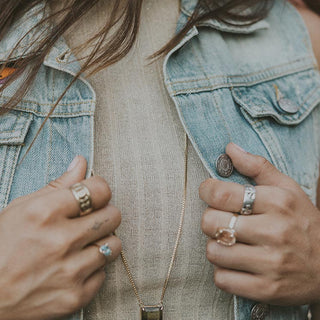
xmin=44 ymin=155 xmax=88 ymax=191
xmin=7 ymin=155 xmax=88 ymax=208
xmin=226 ymin=143 xmax=294 ymax=188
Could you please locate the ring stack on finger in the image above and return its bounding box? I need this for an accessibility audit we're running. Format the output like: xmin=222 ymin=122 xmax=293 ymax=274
xmin=240 ymin=184 xmax=256 ymax=215
xmin=69 ymin=182 xmax=93 ymax=216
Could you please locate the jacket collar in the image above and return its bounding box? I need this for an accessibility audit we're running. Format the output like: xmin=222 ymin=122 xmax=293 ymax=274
xmin=0 ymin=2 xmax=81 ymax=75
xmin=0 ymin=3 xmax=47 ymax=62
xmin=180 ymin=0 xmax=270 ymax=33
xmin=0 ymin=0 xmax=269 ymax=71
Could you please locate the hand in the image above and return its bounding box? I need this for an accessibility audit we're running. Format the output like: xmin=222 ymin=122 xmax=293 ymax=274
xmin=0 ymin=156 xmax=122 ymax=320
xmin=199 ymin=144 xmax=320 ymax=306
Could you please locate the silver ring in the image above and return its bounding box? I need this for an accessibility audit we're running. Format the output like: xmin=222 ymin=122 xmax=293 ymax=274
xmin=240 ymin=184 xmax=256 ymax=215
xmin=216 ymin=214 xmax=239 ymax=247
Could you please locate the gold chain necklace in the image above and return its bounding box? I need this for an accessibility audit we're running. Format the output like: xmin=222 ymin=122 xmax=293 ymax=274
xmin=118 ymin=133 xmax=189 ymax=320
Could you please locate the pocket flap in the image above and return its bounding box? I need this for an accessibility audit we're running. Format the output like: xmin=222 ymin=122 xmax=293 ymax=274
xmin=231 ymin=69 xmax=320 ymax=125
xmin=0 ymin=110 xmax=33 ymax=145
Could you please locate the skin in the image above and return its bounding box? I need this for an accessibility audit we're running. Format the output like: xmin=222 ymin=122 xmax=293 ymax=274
xmin=0 ymin=156 xmax=122 ymax=320
xmin=199 ymin=144 xmax=320 ymax=308
xmin=0 ymin=1 xmax=319 ymax=319
xmin=199 ymin=2 xmax=320 ymax=317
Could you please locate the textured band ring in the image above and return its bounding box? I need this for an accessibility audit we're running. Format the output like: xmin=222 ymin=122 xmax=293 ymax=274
xmin=240 ymin=184 xmax=256 ymax=215
xmin=69 ymin=182 xmax=93 ymax=216
xmin=215 ymin=214 xmax=239 ymax=247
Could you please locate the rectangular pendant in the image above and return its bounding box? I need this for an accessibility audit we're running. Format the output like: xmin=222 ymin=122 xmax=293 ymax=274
xmin=141 ymin=305 xmax=163 ymax=320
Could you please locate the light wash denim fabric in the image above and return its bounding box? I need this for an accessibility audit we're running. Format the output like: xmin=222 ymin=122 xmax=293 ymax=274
xmin=0 ymin=0 xmax=319 ymax=319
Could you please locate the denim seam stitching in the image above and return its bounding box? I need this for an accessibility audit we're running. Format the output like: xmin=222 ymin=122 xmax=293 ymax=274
xmin=0 ymin=96 xmax=94 ymax=107
xmin=0 ymin=117 xmax=31 ymax=142
xmin=261 ymin=120 xmax=289 ymax=174
xmin=1 ymin=107 xmax=94 ymax=117
xmin=191 ymin=41 xmax=233 ymax=144
xmin=0 ymin=146 xmax=8 ymax=205
xmin=4 ymin=145 xmax=21 ymax=207
xmin=46 ymin=69 xmax=55 ymax=185
xmin=234 ymin=84 xmax=320 ymax=123
xmin=0 ymin=112 xmax=23 ymax=134
xmin=170 ymin=66 xmax=317 ymax=96
xmin=167 ymin=58 xmax=314 ymax=85
xmin=252 ymin=117 xmax=289 ymax=175
xmin=46 ymin=118 xmax=52 ymax=185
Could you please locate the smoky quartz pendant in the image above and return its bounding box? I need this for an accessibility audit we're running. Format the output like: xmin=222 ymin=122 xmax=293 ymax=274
xmin=141 ymin=305 xmax=163 ymax=320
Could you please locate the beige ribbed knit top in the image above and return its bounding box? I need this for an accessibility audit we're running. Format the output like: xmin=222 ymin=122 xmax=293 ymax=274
xmin=56 ymin=1 xmax=234 ymax=319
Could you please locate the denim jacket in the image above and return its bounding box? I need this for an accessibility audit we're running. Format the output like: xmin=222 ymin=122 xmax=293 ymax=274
xmin=0 ymin=0 xmax=319 ymax=319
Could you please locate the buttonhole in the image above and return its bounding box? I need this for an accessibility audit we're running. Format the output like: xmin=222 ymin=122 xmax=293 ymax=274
xmin=56 ymin=50 xmax=71 ymax=63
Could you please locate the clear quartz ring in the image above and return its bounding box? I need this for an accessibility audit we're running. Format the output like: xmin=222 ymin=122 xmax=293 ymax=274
xmin=215 ymin=214 xmax=239 ymax=247
xmin=240 ymin=184 xmax=256 ymax=215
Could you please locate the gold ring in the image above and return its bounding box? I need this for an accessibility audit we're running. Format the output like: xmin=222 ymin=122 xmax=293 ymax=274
xmin=69 ymin=182 xmax=93 ymax=216
xmin=215 ymin=214 xmax=239 ymax=247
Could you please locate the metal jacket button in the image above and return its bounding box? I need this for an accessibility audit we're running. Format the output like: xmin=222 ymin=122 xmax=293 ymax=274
xmin=216 ymin=153 xmax=233 ymax=178
xmin=274 ymin=84 xmax=299 ymax=114
xmin=278 ymin=98 xmax=300 ymax=114
xmin=251 ymin=303 xmax=269 ymax=320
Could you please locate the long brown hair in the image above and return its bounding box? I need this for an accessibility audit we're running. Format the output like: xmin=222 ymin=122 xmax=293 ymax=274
xmin=0 ymin=0 xmax=316 ymax=161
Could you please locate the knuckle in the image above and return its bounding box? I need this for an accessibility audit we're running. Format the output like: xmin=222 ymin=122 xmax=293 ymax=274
xmin=201 ymin=208 xmax=213 ymax=234
xmin=52 ymin=231 xmax=72 ymax=254
xmin=114 ymin=237 xmax=122 ymax=254
xmin=281 ymin=191 xmax=296 ymax=212
xmin=24 ymin=203 xmax=54 ymax=226
xmin=106 ymin=205 xmax=122 ymax=230
xmin=211 ymin=189 xmax=233 ymax=208
xmin=97 ymin=270 xmax=107 ymax=284
xmin=199 ymin=178 xmax=214 ymax=198
xmin=272 ymin=189 xmax=295 ymax=213
xmin=106 ymin=236 xmax=122 ymax=259
xmin=252 ymin=156 xmax=271 ymax=178
xmin=206 ymin=240 xmax=218 ymax=263
xmin=271 ymin=251 xmax=293 ymax=274
xmin=65 ymin=291 xmax=84 ymax=313
xmin=112 ymin=206 xmax=122 ymax=227
xmin=92 ymin=175 xmax=112 ymax=200
xmin=48 ymin=178 xmax=65 ymax=190
xmin=213 ymin=269 xmax=228 ymax=291
xmin=61 ymin=263 xmax=79 ymax=282
xmin=265 ymin=280 xmax=281 ymax=299
xmin=278 ymin=225 xmax=292 ymax=245
xmin=268 ymin=220 xmax=291 ymax=245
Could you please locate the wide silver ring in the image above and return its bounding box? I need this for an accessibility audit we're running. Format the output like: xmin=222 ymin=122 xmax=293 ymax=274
xmin=240 ymin=184 xmax=256 ymax=215
xmin=69 ymin=182 xmax=93 ymax=216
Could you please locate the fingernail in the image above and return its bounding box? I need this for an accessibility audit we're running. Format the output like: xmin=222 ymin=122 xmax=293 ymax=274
xmin=67 ymin=156 xmax=80 ymax=172
xmin=231 ymin=143 xmax=247 ymax=153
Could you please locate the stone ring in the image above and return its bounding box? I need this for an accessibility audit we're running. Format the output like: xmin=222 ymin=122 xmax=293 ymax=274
xmin=215 ymin=214 xmax=239 ymax=247
xmin=95 ymin=243 xmax=112 ymax=257
xmin=240 ymin=184 xmax=256 ymax=215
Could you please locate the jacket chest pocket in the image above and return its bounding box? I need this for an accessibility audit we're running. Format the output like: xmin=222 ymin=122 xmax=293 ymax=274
xmin=231 ymin=68 xmax=320 ymax=202
xmin=0 ymin=109 xmax=33 ymax=210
